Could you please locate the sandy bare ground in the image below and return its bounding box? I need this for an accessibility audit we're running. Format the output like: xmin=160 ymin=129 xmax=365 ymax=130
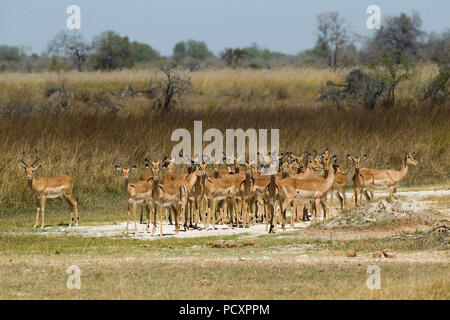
xmin=14 ymin=188 xmax=450 ymax=239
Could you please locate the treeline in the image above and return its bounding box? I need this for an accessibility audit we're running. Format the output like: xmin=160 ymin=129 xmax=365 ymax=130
xmin=0 ymin=12 xmax=448 ymax=72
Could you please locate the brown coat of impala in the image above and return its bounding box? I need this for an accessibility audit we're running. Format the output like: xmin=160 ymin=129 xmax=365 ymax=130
xmin=278 ymin=156 xmax=338 ymax=225
xmin=347 ymin=154 xmax=374 ymax=206
xmin=149 ymin=160 xmax=201 ymax=236
xmin=360 ymin=152 xmax=419 ymax=198
xmin=20 ymin=150 xmax=78 ymax=228
xmin=116 ymin=165 xmax=153 ymax=234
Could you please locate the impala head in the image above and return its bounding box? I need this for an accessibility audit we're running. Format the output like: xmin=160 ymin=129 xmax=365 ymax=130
xmin=347 ymin=154 xmax=367 ymax=169
xmin=242 ymin=161 xmax=256 ymax=174
xmin=20 ymin=150 xmax=41 ymax=180
xmin=405 ymin=152 xmax=419 ymax=166
xmin=148 ymin=157 xmax=168 ymax=179
xmin=322 ymin=148 xmax=329 ymax=160
xmin=199 ymin=162 xmax=209 ymax=176
xmin=115 ymin=165 xmax=136 ymax=178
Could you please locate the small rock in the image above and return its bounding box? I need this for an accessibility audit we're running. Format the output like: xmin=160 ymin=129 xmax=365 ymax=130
xmin=55 ymin=250 xmax=60 ymax=255
xmin=199 ymin=279 xmax=213 ymax=286
xmin=346 ymin=250 xmax=357 ymax=257
xmin=383 ymin=250 xmax=395 ymax=258
xmin=372 ymin=251 xmax=383 ymax=258
xmin=333 ymin=250 xmax=342 ymax=256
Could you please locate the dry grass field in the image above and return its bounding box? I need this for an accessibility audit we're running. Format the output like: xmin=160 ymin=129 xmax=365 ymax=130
xmin=0 ymin=67 xmax=448 ymax=299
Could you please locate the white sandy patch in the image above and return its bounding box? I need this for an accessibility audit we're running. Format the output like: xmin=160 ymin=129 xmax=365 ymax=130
xmin=35 ymin=220 xmax=310 ymax=240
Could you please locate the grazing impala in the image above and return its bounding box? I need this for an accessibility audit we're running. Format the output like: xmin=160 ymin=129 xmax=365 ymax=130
xmin=360 ymin=152 xmax=419 ymax=198
xmin=20 ymin=150 xmax=78 ymax=228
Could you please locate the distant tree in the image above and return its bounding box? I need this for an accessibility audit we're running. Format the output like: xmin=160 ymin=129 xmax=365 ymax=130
xmin=364 ymin=13 xmax=426 ymax=63
xmin=369 ymin=51 xmax=415 ymax=105
xmin=185 ymin=40 xmax=211 ymax=61
xmin=424 ymin=29 xmax=450 ymax=65
xmin=91 ymin=31 xmax=135 ymax=70
xmin=173 ymin=41 xmax=187 ymax=63
xmin=130 ymin=41 xmax=160 ymax=63
xmin=221 ymin=48 xmax=246 ymax=68
xmin=47 ymin=55 xmax=66 ymax=72
xmin=47 ymin=31 xmax=90 ymax=71
xmin=172 ymin=40 xmax=212 ymax=65
xmin=0 ymin=45 xmax=21 ymax=62
xmin=316 ymin=12 xmax=350 ymax=70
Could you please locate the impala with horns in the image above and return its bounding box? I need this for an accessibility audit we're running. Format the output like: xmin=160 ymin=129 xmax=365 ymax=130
xmin=20 ymin=150 xmax=78 ymax=228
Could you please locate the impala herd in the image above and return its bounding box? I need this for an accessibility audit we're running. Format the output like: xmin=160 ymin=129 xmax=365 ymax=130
xmin=20 ymin=149 xmax=419 ymax=234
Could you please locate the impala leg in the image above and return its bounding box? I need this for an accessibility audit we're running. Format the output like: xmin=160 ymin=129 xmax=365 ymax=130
xmin=342 ymin=186 xmax=347 ymax=206
xmin=145 ymin=203 xmax=151 ymax=233
xmin=175 ymin=205 xmax=180 ymax=235
xmin=34 ymin=199 xmax=40 ymax=228
xmin=329 ymin=190 xmax=334 ymax=217
xmin=40 ymin=196 xmax=46 ymax=228
xmin=293 ymin=202 xmax=297 ymax=223
xmin=64 ymin=197 xmax=73 ymax=227
xmin=132 ymin=201 xmax=138 ymax=234
xmin=151 ymin=204 xmax=157 ymax=236
xmin=196 ymin=199 xmax=201 ymax=229
xmin=65 ymin=193 xmax=78 ymax=226
xmin=211 ymin=199 xmax=216 ymax=230
xmin=139 ymin=205 xmax=143 ymax=224
xmin=159 ymin=205 xmax=164 ymax=236
xmin=125 ymin=202 xmax=130 ymax=234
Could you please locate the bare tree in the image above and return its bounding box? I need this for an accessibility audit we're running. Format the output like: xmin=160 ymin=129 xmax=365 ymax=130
xmin=47 ymin=31 xmax=90 ymax=71
xmin=316 ymin=12 xmax=349 ymax=71
xmin=151 ymin=66 xmax=191 ymax=109
xmin=221 ymin=48 xmax=247 ymax=68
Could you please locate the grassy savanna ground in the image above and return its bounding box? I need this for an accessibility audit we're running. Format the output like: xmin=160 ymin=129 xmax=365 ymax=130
xmin=0 ymin=189 xmax=448 ymax=299
xmin=0 ymin=66 xmax=448 ymax=299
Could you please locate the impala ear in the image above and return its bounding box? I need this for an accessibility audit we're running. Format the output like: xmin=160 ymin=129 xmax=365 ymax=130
xmin=347 ymin=154 xmax=354 ymax=162
xmin=115 ymin=165 xmax=123 ymax=172
xmin=130 ymin=166 xmax=137 ymax=171
xmin=361 ymin=154 xmax=368 ymax=161
xmin=33 ymin=165 xmax=41 ymax=172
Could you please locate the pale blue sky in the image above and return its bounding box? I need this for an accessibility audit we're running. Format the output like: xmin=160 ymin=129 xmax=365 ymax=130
xmin=0 ymin=0 xmax=449 ymax=56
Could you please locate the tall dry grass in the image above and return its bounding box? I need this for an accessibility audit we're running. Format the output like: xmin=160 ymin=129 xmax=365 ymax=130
xmin=0 ymin=67 xmax=448 ymax=210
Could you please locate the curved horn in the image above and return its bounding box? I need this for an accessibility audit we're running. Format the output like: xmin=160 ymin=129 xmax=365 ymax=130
xmin=20 ymin=150 xmax=28 ymax=167
xmin=31 ymin=149 xmax=40 ymax=167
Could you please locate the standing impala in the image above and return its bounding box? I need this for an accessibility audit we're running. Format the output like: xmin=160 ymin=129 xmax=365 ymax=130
xmin=20 ymin=150 xmax=78 ymax=228
xmin=360 ymin=152 xmax=419 ymax=198
xmin=116 ymin=165 xmax=153 ymax=234
xmin=347 ymin=154 xmax=373 ymax=206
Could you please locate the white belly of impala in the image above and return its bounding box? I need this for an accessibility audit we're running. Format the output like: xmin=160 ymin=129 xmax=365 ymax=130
xmin=46 ymin=187 xmax=65 ymax=199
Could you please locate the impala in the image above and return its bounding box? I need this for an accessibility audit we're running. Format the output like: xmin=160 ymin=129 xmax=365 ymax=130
xmin=360 ymin=152 xmax=419 ymax=198
xmin=278 ymin=155 xmax=339 ymax=226
xmin=238 ymin=162 xmax=256 ymax=228
xmin=116 ymin=165 xmax=153 ymax=234
xmin=148 ymin=160 xmax=201 ymax=236
xmin=20 ymin=150 xmax=78 ymax=228
xmin=347 ymin=154 xmax=373 ymax=206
